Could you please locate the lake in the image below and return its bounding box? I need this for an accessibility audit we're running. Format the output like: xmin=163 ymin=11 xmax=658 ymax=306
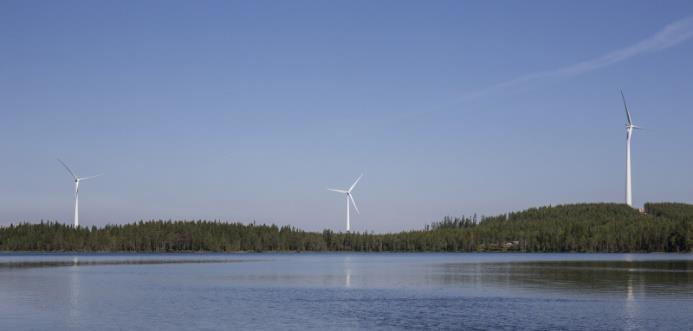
xmin=1 ymin=253 xmax=692 ymax=330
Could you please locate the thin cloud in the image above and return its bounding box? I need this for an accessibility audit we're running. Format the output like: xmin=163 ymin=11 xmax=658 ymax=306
xmin=462 ymin=16 xmax=693 ymax=99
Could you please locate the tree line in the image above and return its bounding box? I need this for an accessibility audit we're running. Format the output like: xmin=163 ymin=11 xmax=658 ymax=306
xmin=1 ymin=203 xmax=691 ymax=252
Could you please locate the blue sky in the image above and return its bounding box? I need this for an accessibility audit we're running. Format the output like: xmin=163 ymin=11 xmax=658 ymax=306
xmin=1 ymin=1 xmax=692 ymax=232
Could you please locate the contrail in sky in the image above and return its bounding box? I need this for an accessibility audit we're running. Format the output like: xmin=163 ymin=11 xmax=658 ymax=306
xmin=462 ymin=16 xmax=693 ymax=99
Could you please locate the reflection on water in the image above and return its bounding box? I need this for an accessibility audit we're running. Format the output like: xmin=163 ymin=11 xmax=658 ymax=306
xmin=435 ymin=260 xmax=693 ymax=297
xmin=624 ymin=274 xmax=639 ymax=331
xmin=0 ymin=258 xmax=250 ymax=269
xmin=68 ymin=258 xmax=80 ymax=328
xmin=344 ymin=255 xmax=352 ymax=288
xmin=1 ymin=253 xmax=692 ymax=330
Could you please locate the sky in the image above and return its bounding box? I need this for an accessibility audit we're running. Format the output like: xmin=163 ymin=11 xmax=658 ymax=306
xmin=1 ymin=1 xmax=693 ymax=232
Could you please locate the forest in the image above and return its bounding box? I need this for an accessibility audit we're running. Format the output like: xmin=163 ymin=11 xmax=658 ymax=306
xmin=1 ymin=202 xmax=692 ymax=252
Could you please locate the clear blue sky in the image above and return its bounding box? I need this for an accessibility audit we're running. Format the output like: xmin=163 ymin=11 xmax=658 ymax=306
xmin=1 ymin=1 xmax=692 ymax=232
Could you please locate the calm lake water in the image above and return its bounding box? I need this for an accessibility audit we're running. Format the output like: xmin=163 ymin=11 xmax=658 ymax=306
xmin=1 ymin=253 xmax=692 ymax=330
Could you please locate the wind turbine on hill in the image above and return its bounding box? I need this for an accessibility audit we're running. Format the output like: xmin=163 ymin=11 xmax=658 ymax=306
xmin=620 ymin=90 xmax=642 ymax=208
xmin=328 ymin=174 xmax=362 ymax=232
xmin=58 ymin=159 xmax=102 ymax=227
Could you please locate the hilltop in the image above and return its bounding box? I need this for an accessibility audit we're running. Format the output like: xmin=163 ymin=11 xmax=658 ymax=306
xmin=1 ymin=202 xmax=691 ymax=253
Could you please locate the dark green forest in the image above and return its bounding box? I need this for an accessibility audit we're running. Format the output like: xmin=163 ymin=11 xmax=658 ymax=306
xmin=1 ymin=203 xmax=692 ymax=252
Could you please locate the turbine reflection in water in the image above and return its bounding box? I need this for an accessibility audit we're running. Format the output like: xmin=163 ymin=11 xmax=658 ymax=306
xmin=344 ymin=256 xmax=352 ymax=288
xmin=624 ymin=274 xmax=640 ymax=330
xmin=68 ymin=256 xmax=80 ymax=328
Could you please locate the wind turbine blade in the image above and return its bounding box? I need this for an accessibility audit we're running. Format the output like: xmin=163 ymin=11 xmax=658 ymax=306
xmin=328 ymin=188 xmax=348 ymax=194
xmin=79 ymin=174 xmax=103 ymax=181
xmin=349 ymin=194 xmax=360 ymax=215
xmin=57 ymin=159 xmax=77 ymax=180
xmin=348 ymin=174 xmax=363 ymax=193
xmin=620 ymin=89 xmax=633 ymax=125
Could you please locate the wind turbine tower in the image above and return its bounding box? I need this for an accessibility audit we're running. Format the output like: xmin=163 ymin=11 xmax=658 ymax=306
xmin=329 ymin=174 xmax=362 ymax=232
xmin=58 ymin=159 xmax=102 ymax=227
xmin=620 ymin=90 xmax=641 ymax=208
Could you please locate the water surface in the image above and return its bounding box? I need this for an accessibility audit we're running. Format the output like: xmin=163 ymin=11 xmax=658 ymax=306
xmin=1 ymin=253 xmax=691 ymax=330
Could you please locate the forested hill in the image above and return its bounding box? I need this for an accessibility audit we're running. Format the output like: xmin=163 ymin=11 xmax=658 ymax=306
xmin=1 ymin=203 xmax=692 ymax=253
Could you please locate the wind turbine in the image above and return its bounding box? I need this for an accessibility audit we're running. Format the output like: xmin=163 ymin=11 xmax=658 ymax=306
xmin=58 ymin=159 xmax=101 ymax=227
xmin=620 ymin=90 xmax=642 ymax=208
xmin=328 ymin=174 xmax=362 ymax=232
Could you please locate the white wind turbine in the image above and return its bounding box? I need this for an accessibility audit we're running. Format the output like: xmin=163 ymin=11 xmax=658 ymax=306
xmin=58 ymin=159 xmax=102 ymax=227
xmin=328 ymin=174 xmax=362 ymax=232
xmin=620 ymin=90 xmax=642 ymax=208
